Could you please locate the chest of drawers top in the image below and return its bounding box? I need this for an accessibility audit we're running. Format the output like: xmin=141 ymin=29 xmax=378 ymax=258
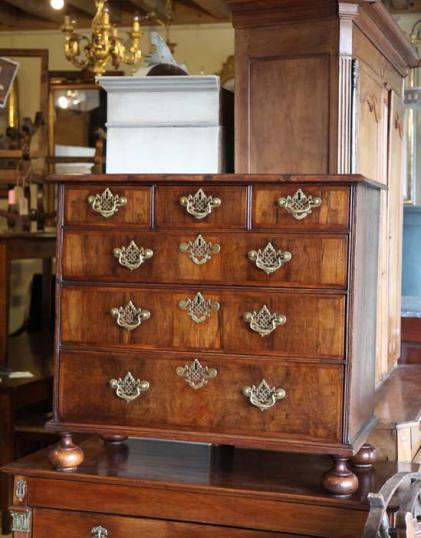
xmin=55 ymin=173 xmax=381 ymax=232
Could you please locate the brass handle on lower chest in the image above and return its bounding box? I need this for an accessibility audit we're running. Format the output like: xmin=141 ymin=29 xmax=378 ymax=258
xmin=243 ymin=305 xmax=286 ymax=337
xmin=179 ymin=188 xmax=221 ymax=220
xmin=113 ymin=240 xmax=153 ymax=271
xmin=248 ymin=242 xmax=292 ymax=274
xmin=91 ymin=525 xmax=109 ymax=537
xmin=111 ymin=300 xmax=150 ymax=331
xmin=242 ymin=379 xmax=286 ymax=411
xmin=278 ymin=188 xmax=321 ymax=220
xmin=87 ymin=187 xmax=127 ymax=218
xmin=110 ymin=372 xmax=150 ymax=403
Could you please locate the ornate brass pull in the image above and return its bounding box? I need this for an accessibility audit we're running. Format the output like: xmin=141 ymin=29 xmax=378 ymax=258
xmin=179 ymin=234 xmax=221 ymax=265
xmin=242 ymin=379 xmax=286 ymax=411
xmin=176 ymin=358 xmax=217 ymax=389
xmin=243 ymin=305 xmax=286 ymax=337
xmin=111 ymin=300 xmax=150 ymax=331
xmin=113 ymin=240 xmax=153 ymax=271
xmin=91 ymin=526 xmax=109 ymax=538
xmin=248 ymin=242 xmax=292 ymax=274
xmin=109 ymin=372 xmax=150 ymax=403
xmin=179 ymin=188 xmax=221 ymax=220
xmin=178 ymin=292 xmax=220 ymax=323
xmin=10 ymin=511 xmax=31 ymax=533
xmin=87 ymin=187 xmax=127 ymax=218
xmin=278 ymin=188 xmax=322 ymax=220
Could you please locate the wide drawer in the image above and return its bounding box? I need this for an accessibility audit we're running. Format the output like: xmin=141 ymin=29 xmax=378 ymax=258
xmin=60 ymin=286 xmax=346 ymax=359
xmin=64 ymin=185 xmax=151 ymax=226
xmin=155 ymin=185 xmax=247 ymax=229
xmin=62 ymin=230 xmax=349 ymax=289
xmin=252 ymin=185 xmax=350 ymax=230
xmin=58 ymin=350 xmax=343 ymax=441
xmin=33 ymin=508 xmax=296 ymax=537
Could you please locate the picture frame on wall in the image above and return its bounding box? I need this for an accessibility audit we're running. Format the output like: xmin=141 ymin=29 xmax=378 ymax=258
xmin=0 ymin=57 xmax=19 ymax=109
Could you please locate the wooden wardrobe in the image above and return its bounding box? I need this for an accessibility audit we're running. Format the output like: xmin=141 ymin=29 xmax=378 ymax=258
xmin=228 ymin=0 xmax=419 ymax=381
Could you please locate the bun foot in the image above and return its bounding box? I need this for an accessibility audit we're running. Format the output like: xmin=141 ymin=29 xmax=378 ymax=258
xmin=48 ymin=433 xmax=84 ymax=472
xmin=321 ymin=456 xmax=359 ymax=497
xmin=102 ymin=435 xmax=128 ymax=446
xmin=350 ymin=443 xmax=377 ymax=469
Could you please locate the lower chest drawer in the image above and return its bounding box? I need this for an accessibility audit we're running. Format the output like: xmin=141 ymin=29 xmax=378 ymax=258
xmin=60 ymin=286 xmax=346 ymax=359
xmin=58 ymin=350 xmax=343 ymax=442
xmin=33 ymin=508 xmax=302 ymax=537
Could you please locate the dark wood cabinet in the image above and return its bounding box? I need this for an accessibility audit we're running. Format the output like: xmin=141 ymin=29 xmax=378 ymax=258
xmin=3 ymin=437 xmax=414 ymax=538
xmin=47 ymin=173 xmax=381 ymax=496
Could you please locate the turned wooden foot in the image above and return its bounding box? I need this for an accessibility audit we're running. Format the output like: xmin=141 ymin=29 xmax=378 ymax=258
xmin=48 ymin=433 xmax=84 ymax=472
xmin=350 ymin=443 xmax=377 ymax=469
xmin=321 ymin=456 xmax=359 ymax=497
xmin=102 ymin=435 xmax=128 ymax=446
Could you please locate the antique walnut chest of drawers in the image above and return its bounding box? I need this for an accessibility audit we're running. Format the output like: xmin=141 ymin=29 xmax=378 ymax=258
xmin=47 ymin=174 xmax=382 ymax=496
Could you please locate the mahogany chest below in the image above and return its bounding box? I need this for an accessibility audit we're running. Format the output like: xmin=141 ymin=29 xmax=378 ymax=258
xmin=47 ymin=173 xmax=382 ymax=496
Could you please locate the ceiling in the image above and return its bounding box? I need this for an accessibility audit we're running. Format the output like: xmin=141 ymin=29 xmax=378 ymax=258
xmin=0 ymin=0 xmax=419 ymax=31
xmin=0 ymin=0 xmax=231 ymax=30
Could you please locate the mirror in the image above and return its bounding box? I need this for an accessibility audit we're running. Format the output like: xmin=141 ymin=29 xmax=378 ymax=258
xmin=48 ymin=72 xmax=107 ymax=175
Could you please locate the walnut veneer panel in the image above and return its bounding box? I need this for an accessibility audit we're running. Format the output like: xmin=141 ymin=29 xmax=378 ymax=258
xmin=62 ymin=230 xmax=348 ymax=289
xmin=60 ymin=286 xmax=346 ymax=359
xmin=64 ymin=186 xmax=151 ymax=227
xmin=252 ymin=185 xmax=350 ymax=230
xmin=33 ymin=508 xmax=298 ymax=538
xmin=248 ymin=56 xmax=330 ymax=174
xmin=155 ymin=185 xmax=247 ymax=229
xmin=58 ymin=350 xmax=343 ymax=441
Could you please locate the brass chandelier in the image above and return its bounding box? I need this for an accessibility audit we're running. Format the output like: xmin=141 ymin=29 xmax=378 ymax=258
xmin=62 ymin=0 xmax=142 ymax=76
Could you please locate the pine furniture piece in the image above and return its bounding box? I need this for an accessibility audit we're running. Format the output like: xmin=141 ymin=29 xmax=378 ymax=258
xmin=46 ymin=173 xmax=381 ymax=496
xmin=228 ymin=0 xmax=419 ymax=382
xmin=4 ymin=436 xmax=419 ymax=538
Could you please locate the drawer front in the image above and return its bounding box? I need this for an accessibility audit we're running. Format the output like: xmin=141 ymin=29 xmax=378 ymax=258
xmin=60 ymin=286 xmax=345 ymax=359
xmin=252 ymin=185 xmax=350 ymax=230
xmin=58 ymin=350 xmax=343 ymax=441
xmin=64 ymin=185 xmax=151 ymax=226
xmin=33 ymin=508 xmax=292 ymax=537
xmin=155 ymin=185 xmax=247 ymax=229
xmin=62 ymin=230 xmax=348 ymax=289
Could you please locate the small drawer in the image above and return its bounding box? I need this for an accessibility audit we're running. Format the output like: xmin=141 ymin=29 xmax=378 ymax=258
xmin=155 ymin=185 xmax=247 ymax=229
xmin=58 ymin=350 xmax=343 ymax=442
xmin=64 ymin=185 xmax=151 ymax=226
xmin=60 ymin=286 xmax=345 ymax=359
xmin=62 ymin=230 xmax=349 ymax=290
xmin=33 ymin=508 xmax=287 ymax=537
xmin=252 ymin=185 xmax=350 ymax=230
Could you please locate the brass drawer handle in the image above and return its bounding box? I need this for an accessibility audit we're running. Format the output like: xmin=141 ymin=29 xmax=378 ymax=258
xmin=179 ymin=234 xmax=221 ymax=265
xmin=176 ymin=358 xmax=217 ymax=389
xmin=242 ymin=379 xmax=286 ymax=411
xmin=113 ymin=240 xmax=153 ymax=271
xmin=248 ymin=242 xmax=292 ymax=274
xmin=10 ymin=511 xmax=31 ymax=533
xmin=91 ymin=525 xmax=109 ymax=538
xmin=179 ymin=188 xmax=221 ymax=220
xmin=111 ymin=300 xmax=150 ymax=331
xmin=87 ymin=187 xmax=127 ymax=218
xmin=109 ymin=372 xmax=150 ymax=403
xmin=178 ymin=292 xmax=220 ymax=323
xmin=278 ymin=188 xmax=321 ymax=220
xmin=243 ymin=305 xmax=286 ymax=337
